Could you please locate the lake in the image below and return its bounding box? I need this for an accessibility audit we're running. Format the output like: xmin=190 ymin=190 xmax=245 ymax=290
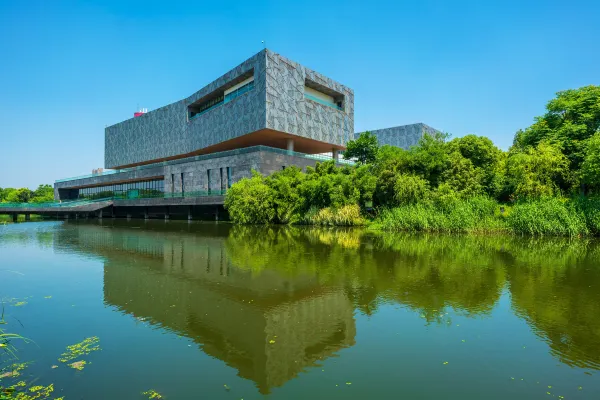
xmin=1 ymin=220 xmax=599 ymax=399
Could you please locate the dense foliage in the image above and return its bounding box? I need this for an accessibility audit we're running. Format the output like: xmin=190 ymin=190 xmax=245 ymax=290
xmin=226 ymin=85 xmax=600 ymax=235
xmin=0 ymin=184 xmax=54 ymax=204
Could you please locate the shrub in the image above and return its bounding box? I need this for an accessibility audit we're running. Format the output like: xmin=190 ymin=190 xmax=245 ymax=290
xmin=224 ymin=172 xmax=276 ymax=224
xmin=507 ymin=197 xmax=588 ymax=236
xmin=394 ymin=173 xmax=430 ymax=205
xmin=306 ymin=205 xmax=365 ymax=226
xmin=573 ymin=196 xmax=600 ymax=235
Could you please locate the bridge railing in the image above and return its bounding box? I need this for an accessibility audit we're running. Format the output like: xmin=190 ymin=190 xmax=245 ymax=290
xmin=0 ymin=197 xmax=113 ymax=209
xmin=0 ymin=190 xmax=228 ymax=210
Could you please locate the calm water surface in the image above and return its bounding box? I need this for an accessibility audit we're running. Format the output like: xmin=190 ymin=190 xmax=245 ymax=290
xmin=1 ymin=220 xmax=599 ymax=399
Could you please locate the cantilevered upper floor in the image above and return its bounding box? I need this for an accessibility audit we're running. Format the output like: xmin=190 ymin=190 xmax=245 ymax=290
xmin=105 ymin=49 xmax=354 ymax=169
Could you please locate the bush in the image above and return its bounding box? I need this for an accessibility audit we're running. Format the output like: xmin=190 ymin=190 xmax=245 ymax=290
xmin=507 ymin=198 xmax=588 ymax=236
xmin=573 ymin=196 xmax=600 ymax=235
xmin=306 ymin=205 xmax=365 ymax=226
xmin=224 ymin=172 xmax=276 ymax=224
xmin=394 ymin=173 xmax=430 ymax=205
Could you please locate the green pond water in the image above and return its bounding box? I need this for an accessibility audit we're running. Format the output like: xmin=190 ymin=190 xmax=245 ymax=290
xmin=1 ymin=220 xmax=599 ymax=399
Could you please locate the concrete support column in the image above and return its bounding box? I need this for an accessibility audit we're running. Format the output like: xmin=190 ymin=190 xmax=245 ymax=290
xmin=98 ymin=210 xmax=103 ymax=220
xmin=215 ymin=206 xmax=219 ymax=222
xmin=65 ymin=214 xmax=69 ymax=220
xmin=111 ymin=207 xmax=115 ymax=218
xmin=75 ymin=214 xmax=79 ymax=220
xmin=25 ymin=214 xmax=30 ymax=221
xmin=286 ymin=138 xmax=294 ymax=154
xmin=164 ymin=206 xmax=170 ymax=221
xmin=188 ymin=206 xmax=192 ymax=222
xmin=332 ymin=149 xmax=340 ymax=162
xmin=144 ymin=207 xmax=149 ymax=220
xmin=127 ymin=213 xmax=131 ymax=220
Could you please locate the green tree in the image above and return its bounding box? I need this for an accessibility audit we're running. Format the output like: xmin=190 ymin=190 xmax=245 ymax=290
xmin=447 ymin=135 xmax=504 ymax=196
xmin=393 ymin=173 xmax=430 ymax=205
xmin=32 ymin=184 xmax=54 ymax=203
xmin=6 ymin=188 xmax=33 ymax=203
xmin=505 ymin=142 xmax=571 ymax=201
xmin=344 ymin=131 xmax=379 ymax=164
xmin=0 ymin=187 xmax=16 ymax=202
xmin=408 ymin=132 xmax=450 ymax=188
xmin=514 ymin=85 xmax=600 ymax=174
xmin=224 ymin=171 xmax=276 ymax=224
xmin=265 ymin=166 xmax=305 ymax=223
xmin=440 ymin=151 xmax=483 ymax=197
xmin=581 ymin=132 xmax=600 ymax=191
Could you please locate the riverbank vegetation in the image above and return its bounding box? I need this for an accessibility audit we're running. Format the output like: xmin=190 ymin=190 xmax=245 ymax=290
xmin=0 ymin=185 xmax=54 ymax=204
xmin=224 ymin=85 xmax=600 ymax=236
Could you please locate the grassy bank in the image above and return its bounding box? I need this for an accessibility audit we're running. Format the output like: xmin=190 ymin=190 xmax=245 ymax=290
xmin=372 ymin=196 xmax=600 ymax=237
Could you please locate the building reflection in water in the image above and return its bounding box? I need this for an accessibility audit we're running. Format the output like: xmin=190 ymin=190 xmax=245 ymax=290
xmin=65 ymin=221 xmax=356 ymax=394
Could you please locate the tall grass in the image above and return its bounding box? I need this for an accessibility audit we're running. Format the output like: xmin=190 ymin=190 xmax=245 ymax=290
xmin=373 ymin=196 xmax=507 ymax=233
xmin=373 ymin=196 xmax=600 ymax=237
xmin=305 ymin=204 xmax=365 ymax=226
xmin=508 ymin=198 xmax=588 ymax=237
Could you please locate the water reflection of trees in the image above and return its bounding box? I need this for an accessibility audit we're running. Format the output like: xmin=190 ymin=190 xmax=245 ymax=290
xmin=226 ymin=227 xmax=507 ymax=318
xmin=226 ymin=226 xmax=600 ymax=369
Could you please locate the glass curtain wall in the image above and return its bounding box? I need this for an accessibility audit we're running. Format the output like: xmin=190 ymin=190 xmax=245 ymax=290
xmin=78 ymin=179 xmax=164 ymax=200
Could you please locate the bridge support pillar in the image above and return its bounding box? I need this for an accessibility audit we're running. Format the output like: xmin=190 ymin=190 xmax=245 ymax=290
xmin=127 ymin=213 xmax=131 ymax=220
xmin=144 ymin=207 xmax=149 ymax=220
xmin=164 ymin=206 xmax=170 ymax=221
xmin=97 ymin=210 xmax=102 ymax=219
xmin=188 ymin=206 xmax=192 ymax=222
xmin=25 ymin=214 xmax=30 ymax=221
xmin=75 ymin=214 xmax=79 ymax=220
xmin=64 ymin=214 xmax=69 ymax=220
xmin=12 ymin=214 xmax=18 ymax=222
xmin=215 ymin=206 xmax=219 ymax=222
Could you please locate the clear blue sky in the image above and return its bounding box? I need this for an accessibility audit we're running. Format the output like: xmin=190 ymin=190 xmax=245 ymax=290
xmin=1 ymin=0 xmax=599 ymax=189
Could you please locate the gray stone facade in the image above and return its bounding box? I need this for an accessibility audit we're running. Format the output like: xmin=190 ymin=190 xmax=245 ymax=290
xmin=105 ymin=49 xmax=354 ymax=169
xmin=365 ymin=123 xmax=441 ymax=150
xmin=265 ymin=52 xmax=354 ymax=147
xmin=54 ymin=148 xmax=348 ymax=201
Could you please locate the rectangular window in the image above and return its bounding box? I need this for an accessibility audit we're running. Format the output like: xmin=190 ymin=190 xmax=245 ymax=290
xmin=226 ymin=167 xmax=232 ymax=188
xmin=224 ymin=77 xmax=255 ymax=104
xmin=188 ymin=70 xmax=254 ymax=120
xmin=304 ymin=80 xmax=344 ymax=111
xmin=207 ymin=170 xmax=211 ymax=194
xmin=220 ymin=167 xmax=225 ymax=191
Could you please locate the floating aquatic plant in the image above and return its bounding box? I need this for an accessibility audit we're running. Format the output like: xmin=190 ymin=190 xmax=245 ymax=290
xmin=58 ymin=337 xmax=100 ymax=363
xmin=68 ymin=360 xmax=87 ymax=371
xmin=142 ymin=389 xmax=163 ymax=399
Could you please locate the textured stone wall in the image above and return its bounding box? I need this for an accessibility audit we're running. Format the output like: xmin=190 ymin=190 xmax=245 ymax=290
xmin=265 ymin=51 xmax=354 ymax=147
xmin=55 ymin=149 xmax=346 ymax=200
xmin=105 ymin=51 xmax=267 ymax=169
xmin=104 ymin=50 xmax=354 ymax=169
xmin=367 ymin=123 xmax=441 ymax=150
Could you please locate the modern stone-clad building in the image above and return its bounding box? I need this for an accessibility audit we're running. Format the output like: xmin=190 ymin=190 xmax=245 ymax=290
xmin=44 ymin=49 xmax=439 ymax=220
xmin=368 ymin=123 xmax=441 ymax=149
xmin=54 ymin=49 xmax=354 ymax=206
